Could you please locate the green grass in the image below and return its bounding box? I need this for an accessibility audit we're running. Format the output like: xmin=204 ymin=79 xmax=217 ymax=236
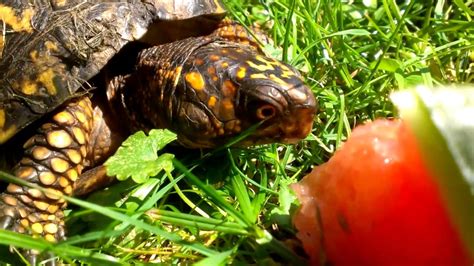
xmin=1 ymin=0 xmax=473 ymax=265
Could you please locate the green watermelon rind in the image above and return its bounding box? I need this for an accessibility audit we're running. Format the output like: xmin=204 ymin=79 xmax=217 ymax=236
xmin=391 ymin=86 xmax=474 ymax=258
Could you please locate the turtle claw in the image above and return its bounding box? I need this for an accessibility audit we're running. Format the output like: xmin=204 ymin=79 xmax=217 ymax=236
xmin=23 ymin=250 xmax=58 ymax=266
xmin=0 ymin=198 xmax=65 ymax=265
xmin=20 ymin=248 xmax=60 ymax=266
xmin=25 ymin=251 xmax=38 ymax=266
xmin=0 ymin=215 xmax=13 ymax=229
xmin=48 ymin=259 xmax=57 ymax=266
xmin=23 ymin=250 xmax=57 ymax=266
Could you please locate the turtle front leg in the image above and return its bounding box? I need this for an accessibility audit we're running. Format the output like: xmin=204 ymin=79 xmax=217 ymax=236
xmin=0 ymin=96 xmax=95 ymax=263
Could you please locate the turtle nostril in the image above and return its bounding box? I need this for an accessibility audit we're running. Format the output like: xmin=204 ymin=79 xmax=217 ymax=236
xmin=256 ymin=104 xmax=276 ymax=120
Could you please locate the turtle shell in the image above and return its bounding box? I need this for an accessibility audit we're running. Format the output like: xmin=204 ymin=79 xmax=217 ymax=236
xmin=0 ymin=0 xmax=226 ymax=143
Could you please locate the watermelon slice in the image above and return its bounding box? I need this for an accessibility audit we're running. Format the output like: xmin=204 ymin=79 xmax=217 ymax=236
xmin=292 ymin=86 xmax=474 ymax=265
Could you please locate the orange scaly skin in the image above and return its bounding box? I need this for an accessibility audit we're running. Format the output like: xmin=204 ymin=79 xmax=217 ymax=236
xmin=292 ymin=119 xmax=472 ymax=265
xmin=0 ymin=97 xmax=93 ymax=261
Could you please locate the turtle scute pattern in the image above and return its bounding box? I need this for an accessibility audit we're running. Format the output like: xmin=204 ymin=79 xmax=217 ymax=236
xmin=0 ymin=0 xmax=225 ymax=144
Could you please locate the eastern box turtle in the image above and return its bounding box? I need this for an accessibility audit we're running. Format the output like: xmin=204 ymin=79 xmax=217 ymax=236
xmin=0 ymin=0 xmax=316 ymax=263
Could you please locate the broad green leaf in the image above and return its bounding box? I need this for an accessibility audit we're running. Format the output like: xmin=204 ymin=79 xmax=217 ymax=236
xmin=394 ymin=72 xmax=424 ymax=89
xmin=371 ymin=58 xmax=401 ymax=72
xmin=104 ymin=129 xmax=177 ymax=183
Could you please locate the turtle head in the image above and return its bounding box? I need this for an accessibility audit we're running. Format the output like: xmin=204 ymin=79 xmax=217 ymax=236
xmin=223 ymin=49 xmax=317 ymax=146
xmin=173 ymin=43 xmax=317 ymax=148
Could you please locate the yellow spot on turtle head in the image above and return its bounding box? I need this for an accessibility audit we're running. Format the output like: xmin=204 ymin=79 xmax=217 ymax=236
xmin=222 ymin=80 xmax=237 ymax=97
xmin=222 ymin=98 xmax=234 ymax=110
xmin=269 ymin=74 xmax=289 ymax=87
xmin=194 ymin=58 xmax=204 ymax=65
xmin=240 ymin=40 xmax=250 ymax=46
xmin=247 ymin=60 xmax=274 ymax=71
xmin=185 ymin=72 xmax=206 ymax=91
xmin=0 ymin=5 xmax=34 ymax=32
xmin=207 ymin=67 xmax=218 ymax=82
xmin=218 ymin=127 xmax=225 ymax=136
xmin=208 ymin=96 xmax=217 ymax=108
xmin=250 ymin=73 xmax=267 ymax=79
xmin=207 ymin=66 xmax=216 ymax=75
xmin=210 ymin=55 xmax=220 ymax=61
xmin=280 ymin=64 xmax=291 ymax=71
xmin=236 ymin=67 xmax=246 ymax=79
xmin=281 ymin=70 xmax=296 ymax=78
xmin=256 ymin=55 xmax=274 ymax=64
xmin=221 ymin=62 xmax=229 ymax=68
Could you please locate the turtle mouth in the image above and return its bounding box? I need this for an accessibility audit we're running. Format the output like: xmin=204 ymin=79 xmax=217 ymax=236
xmin=174 ymin=81 xmax=317 ymax=148
xmin=279 ymin=106 xmax=316 ymax=143
xmin=239 ymin=83 xmax=318 ymax=145
xmin=239 ymin=105 xmax=316 ymax=146
xmin=214 ymin=86 xmax=317 ymax=147
xmin=175 ymin=104 xmax=315 ymax=148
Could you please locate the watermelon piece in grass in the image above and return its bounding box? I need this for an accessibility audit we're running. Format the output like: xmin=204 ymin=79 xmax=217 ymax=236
xmin=292 ymin=86 xmax=474 ymax=265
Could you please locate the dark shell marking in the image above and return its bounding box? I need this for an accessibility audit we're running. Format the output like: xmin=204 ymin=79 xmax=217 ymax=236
xmin=0 ymin=0 xmax=226 ymax=143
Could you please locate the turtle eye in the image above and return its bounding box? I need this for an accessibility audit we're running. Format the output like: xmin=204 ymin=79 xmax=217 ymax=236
xmin=256 ymin=104 xmax=276 ymax=120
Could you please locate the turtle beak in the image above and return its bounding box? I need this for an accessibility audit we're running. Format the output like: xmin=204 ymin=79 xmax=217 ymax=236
xmin=279 ymin=105 xmax=316 ymax=143
xmin=280 ymin=84 xmax=318 ymax=142
xmin=251 ymin=104 xmax=316 ymax=145
xmin=238 ymin=84 xmax=317 ymax=146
